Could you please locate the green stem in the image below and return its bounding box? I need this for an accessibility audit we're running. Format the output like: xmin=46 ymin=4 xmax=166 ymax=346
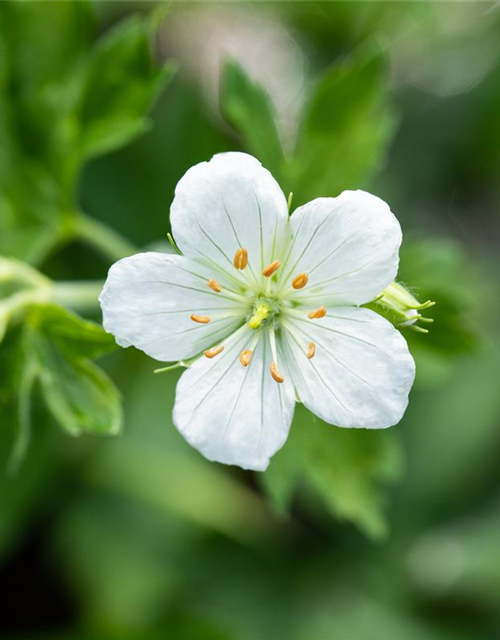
xmin=51 ymin=281 xmax=103 ymax=314
xmin=73 ymin=214 xmax=138 ymax=262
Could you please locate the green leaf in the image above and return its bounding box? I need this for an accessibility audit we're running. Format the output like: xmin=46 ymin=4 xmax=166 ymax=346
xmin=34 ymin=304 xmax=117 ymax=361
xmin=0 ymin=332 xmax=56 ymax=559
xmin=0 ymin=1 xmax=94 ymax=165
xmin=397 ymin=238 xmax=480 ymax=387
xmin=0 ymin=5 xmax=174 ymax=263
xmin=77 ymin=16 xmax=176 ymax=160
xmin=287 ymin=44 xmax=397 ymax=206
xmin=220 ymin=58 xmax=285 ymax=179
xmin=0 ymin=325 xmax=36 ymax=473
xmin=34 ymin=338 xmax=122 ymax=437
xmin=27 ymin=304 xmax=122 ymax=437
xmin=0 ymin=302 xmax=122 ymax=470
xmin=218 ymin=47 xmax=396 ymax=210
xmin=262 ymin=404 xmax=403 ymax=539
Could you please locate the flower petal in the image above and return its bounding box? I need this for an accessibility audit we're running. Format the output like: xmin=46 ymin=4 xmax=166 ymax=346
xmin=173 ymin=329 xmax=295 ymax=471
xmin=99 ymin=252 xmax=246 ymax=362
xmin=282 ymin=307 xmax=415 ymax=428
xmin=170 ymin=153 xmax=290 ymax=281
xmin=281 ymin=191 xmax=402 ymax=306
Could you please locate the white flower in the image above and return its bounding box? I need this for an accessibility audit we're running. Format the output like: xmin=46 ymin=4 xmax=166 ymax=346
xmin=99 ymin=152 xmax=415 ymax=471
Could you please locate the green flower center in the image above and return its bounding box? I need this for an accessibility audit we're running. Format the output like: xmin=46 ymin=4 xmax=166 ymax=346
xmin=248 ymin=296 xmax=281 ymax=330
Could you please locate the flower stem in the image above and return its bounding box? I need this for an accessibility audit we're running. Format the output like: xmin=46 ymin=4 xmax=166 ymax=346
xmin=50 ymin=281 xmax=103 ymax=314
xmin=73 ymin=213 xmax=138 ymax=262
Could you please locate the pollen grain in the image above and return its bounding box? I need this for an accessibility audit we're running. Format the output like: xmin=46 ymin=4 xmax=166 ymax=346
xmin=262 ymin=260 xmax=281 ymax=278
xmin=190 ymin=314 xmax=211 ymax=324
xmin=308 ymin=306 xmax=326 ymax=320
xmin=292 ymin=272 xmax=309 ymax=289
xmin=233 ymin=247 xmax=248 ymax=270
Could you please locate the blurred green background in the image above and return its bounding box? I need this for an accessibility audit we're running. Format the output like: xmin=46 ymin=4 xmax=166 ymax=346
xmin=1 ymin=2 xmax=500 ymax=639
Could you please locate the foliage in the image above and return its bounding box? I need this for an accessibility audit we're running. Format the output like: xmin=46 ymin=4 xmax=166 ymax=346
xmin=1 ymin=2 xmax=500 ymax=640
xmin=221 ymin=46 xmax=396 ymax=207
xmin=0 ymin=1 xmax=173 ymax=467
xmin=0 ymin=0 xmax=174 ymax=264
xmin=262 ymin=405 xmax=403 ymax=539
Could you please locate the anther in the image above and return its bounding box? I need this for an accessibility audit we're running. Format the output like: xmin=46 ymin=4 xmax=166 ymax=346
xmin=233 ymin=247 xmax=248 ymax=270
xmin=307 ymin=341 xmax=316 ymax=359
xmin=207 ymin=279 xmax=222 ymax=293
xmin=308 ymin=306 xmax=326 ymax=319
xmin=204 ymin=345 xmax=224 ymax=358
xmin=292 ymin=272 xmax=308 ymax=289
xmin=190 ymin=314 xmax=211 ymax=324
xmin=262 ymin=260 xmax=281 ymax=278
xmin=239 ymin=349 xmax=252 ymax=367
xmin=270 ymin=361 xmax=284 ymax=383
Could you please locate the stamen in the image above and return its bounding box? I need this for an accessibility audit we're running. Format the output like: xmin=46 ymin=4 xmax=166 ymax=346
xmin=292 ymin=272 xmax=308 ymax=289
xmin=239 ymin=349 xmax=252 ymax=367
xmin=190 ymin=314 xmax=211 ymax=324
xmin=262 ymin=260 xmax=281 ymax=278
xmin=233 ymin=247 xmax=248 ymax=270
xmin=204 ymin=345 xmax=224 ymax=359
xmin=207 ymin=279 xmax=222 ymax=293
xmin=307 ymin=341 xmax=316 ymax=359
xmin=268 ymin=327 xmax=284 ymax=383
xmin=270 ymin=361 xmax=284 ymax=384
xmin=308 ymin=306 xmax=326 ymax=319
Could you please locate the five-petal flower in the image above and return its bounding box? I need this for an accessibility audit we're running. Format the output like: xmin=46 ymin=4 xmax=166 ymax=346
xmin=99 ymin=152 xmax=415 ymax=471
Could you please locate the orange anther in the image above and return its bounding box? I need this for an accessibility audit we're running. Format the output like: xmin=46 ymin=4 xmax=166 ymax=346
xmin=239 ymin=349 xmax=253 ymax=367
xmin=190 ymin=314 xmax=211 ymax=324
xmin=233 ymin=247 xmax=248 ymax=270
xmin=262 ymin=260 xmax=281 ymax=278
xmin=270 ymin=361 xmax=284 ymax=383
xmin=292 ymin=272 xmax=309 ymax=289
xmin=207 ymin=279 xmax=222 ymax=293
xmin=204 ymin=345 xmax=224 ymax=358
xmin=307 ymin=306 xmax=326 ymax=320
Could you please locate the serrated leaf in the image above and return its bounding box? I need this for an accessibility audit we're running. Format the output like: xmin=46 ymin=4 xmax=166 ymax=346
xmin=0 ymin=301 xmax=122 ymax=469
xmin=34 ymin=338 xmax=122 ymax=437
xmin=262 ymin=405 xmax=403 ymax=539
xmin=26 ymin=304 xmax=122 ymax=437
xmin=0 ymin=4 xmax=173 ymax=263
xmin=77 ymin=16 xmax=176 ymax=160
xmin=287 ymin=45 xmax=397 ymax=206
xmin=220 ymin=58 xmax=285 ymax=179
xmin=33 ymin=304 xmax=117 ymax=361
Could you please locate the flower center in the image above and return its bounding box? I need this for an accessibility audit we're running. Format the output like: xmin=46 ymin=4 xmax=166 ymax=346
xmin=188 ymin=246 xmax=325 ymax=384
xmin=247 ymin=296 xmax=281 ymax=330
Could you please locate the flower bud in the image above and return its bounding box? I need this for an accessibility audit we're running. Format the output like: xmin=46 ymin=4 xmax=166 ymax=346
xmin=365 ymin=282 xmax=435 ymax=333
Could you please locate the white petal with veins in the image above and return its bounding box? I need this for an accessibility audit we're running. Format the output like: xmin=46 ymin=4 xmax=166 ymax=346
xmin=282 ymin=307 xmax=415 ymax=428
xmin=281 ymin=191 xmax=401 ymax=306
xmin=99 ymin=252 xmax=247 ymax=362
xmin=99 ymin=152 xmax=418 ymax=472
xmin=173 ymin=328 xmax=295 ymax=471
xmin=170 ymin=152 xmax=290 ymax=278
